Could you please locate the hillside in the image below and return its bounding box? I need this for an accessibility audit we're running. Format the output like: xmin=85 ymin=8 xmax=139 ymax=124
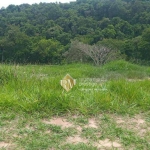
xmin=0 ymin=0 xmax=150 ymax=63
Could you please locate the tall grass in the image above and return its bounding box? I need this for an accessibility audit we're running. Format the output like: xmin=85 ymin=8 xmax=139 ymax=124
xmin=0 ymin=60 xmax=150 ymax=116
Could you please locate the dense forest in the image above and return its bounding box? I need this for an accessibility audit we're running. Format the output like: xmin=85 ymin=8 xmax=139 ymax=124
xmin=0 ymin=0 xmax=150 ymax=64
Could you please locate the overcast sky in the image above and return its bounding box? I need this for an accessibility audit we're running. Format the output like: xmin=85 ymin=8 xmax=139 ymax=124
xmin=0 ymin=0 xmax=76 ymax=8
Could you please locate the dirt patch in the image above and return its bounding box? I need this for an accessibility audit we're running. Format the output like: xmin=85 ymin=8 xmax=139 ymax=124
xmin=66 ymin=135 xmax=88 ymax=144
xmin=42 ymin=117 xmax=98 ymax=130
xmin=116 ymin=117 xmax=125 ymax=124
xmin=95 ymin=139 xmax=122 ymax=148
xmin=43 ymin=117 xmax=73 ymax=129
xmin=114 ymin=114 xmax=150 ymax=137
xmin=0 ymin=142 xmax=11 ymax=148
xmin=85 ymin=118 xmax=98 ymax=128
xmin=66 ymin=136 xmax=122 ymax=149
xmin=41 ymin=114 xmax=149 ymax=149
xmin=25 ymin=124 xmax=35 ymax=131
xmin=76 ymin=126 xmax=82 ymax=132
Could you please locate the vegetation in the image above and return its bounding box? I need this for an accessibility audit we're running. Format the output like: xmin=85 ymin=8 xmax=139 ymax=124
xmin=0 ymin=61 xmax=150 ymax=149
xmin=0 ymin=60 xmax=150 ymax=115
xmin=0 ymin=0 xmax=150 ymax=64
xmin=0 ymin=0 xmax=150 ymax=149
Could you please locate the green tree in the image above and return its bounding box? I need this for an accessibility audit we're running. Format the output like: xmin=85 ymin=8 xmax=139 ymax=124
xmin=2 ymin=26 xmax=32 ymax=62
xmin=32 ymin=39 xmax=64 ymax=63
xmin=137 ymin=28 xmax=150 ymax=60
xmin=102 ymin=25 xmax=116 ymax=38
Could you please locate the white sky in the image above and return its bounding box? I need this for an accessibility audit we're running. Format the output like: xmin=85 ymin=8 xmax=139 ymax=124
xmin=0 ymin=0 xmax=76 ymax=8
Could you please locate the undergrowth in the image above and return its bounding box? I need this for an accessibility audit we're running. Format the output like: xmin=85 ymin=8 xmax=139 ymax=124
xmin=0 ymin=60 xmax=150 ymax=116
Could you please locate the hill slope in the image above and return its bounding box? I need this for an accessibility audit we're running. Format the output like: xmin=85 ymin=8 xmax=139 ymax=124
xmin=0 ymin=0 xmax=150 ymax=63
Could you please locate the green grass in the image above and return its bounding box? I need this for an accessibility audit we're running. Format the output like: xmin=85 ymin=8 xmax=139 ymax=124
xmin=0 ymin=60 xmax=150 ymax=149
xmin=0 ymin=60 xmax=150 ymax=116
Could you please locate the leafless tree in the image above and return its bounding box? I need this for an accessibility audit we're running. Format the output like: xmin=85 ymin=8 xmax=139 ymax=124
xmin=65 ymin=40 xmax=120 ymax=65
xmin=63 ymin=40 xmax=89 ymax=63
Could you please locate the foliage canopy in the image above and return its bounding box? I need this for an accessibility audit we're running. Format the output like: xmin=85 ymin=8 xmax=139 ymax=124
xmin=0 ymin=0 xmax=150 ymax=63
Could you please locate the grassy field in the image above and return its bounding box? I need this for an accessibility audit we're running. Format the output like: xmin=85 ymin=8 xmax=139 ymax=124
xmin=0 ymin=60 xmax=150 ymax=149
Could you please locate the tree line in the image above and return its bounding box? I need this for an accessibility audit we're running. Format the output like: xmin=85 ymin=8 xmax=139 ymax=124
xmin=0 ymin=0 xmax=150 ymax=64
